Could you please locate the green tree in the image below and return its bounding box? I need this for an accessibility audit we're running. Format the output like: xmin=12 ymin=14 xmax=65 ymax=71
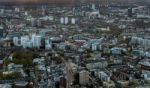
xmin=12 ymin=50 xmax=35 ymax=67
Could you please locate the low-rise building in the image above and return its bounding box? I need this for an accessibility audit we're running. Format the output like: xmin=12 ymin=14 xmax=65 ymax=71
xmin=79 ymin=70 xmax=89 ymax=85
xmin=141 ymin=70 xmax=150 ymax=80
xmin=86 ymin=60 xmax=108 ymax=69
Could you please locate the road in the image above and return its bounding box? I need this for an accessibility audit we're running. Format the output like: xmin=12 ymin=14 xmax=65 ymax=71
xmin=61 ymin=57 xmax=74 ymax=88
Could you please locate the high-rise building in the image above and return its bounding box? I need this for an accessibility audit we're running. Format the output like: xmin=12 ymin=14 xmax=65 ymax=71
xmin=71 ymin=18 xmax=76 ymax=24
xmin=64 ymin=17 xmax=69 ymax=25
xmin=60 ymin=17 xmax=64 ymax=24
xmin=92 ymin=4 xmax=96 ymax=11
xmin=128 ymin=8 xmax=133 ymax=17
xmin=0 ymin=9 xmax=4 ymax=14
xmin=0 ymin=26 xmax=4 ymax=38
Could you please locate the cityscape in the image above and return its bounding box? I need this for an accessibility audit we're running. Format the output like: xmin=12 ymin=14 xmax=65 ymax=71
xmin=0 ymin=0 xmax=150 ymax=88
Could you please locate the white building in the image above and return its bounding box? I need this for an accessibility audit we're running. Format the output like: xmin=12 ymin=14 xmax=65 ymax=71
xmin=21 ymin=36 xmax=29 ymax=48
xmin=20 ymin=34 xmax=42 ymax=48
xmin=71 ymin=18 xmax=76 ymax=24
xmin=45 ymin=39 xmax=52 ymax=50
xmin=92 ymin=4 xmax=96 ymax=11
xmin=91 ymin=43 xmax=98 ymax=51
xmin=64 ymin=17 xmax=69 ymax=25
xmin=99 ymin=71 xmax=110 ymax=81
xmin=24 ymin=41 xmax=33 ymax=48
xmin=60 ymin=17 xmax=64 ymax=24
xmin=15 ymin=7 xmax=20 ymax=12
xmin=32 ymin=35 xmax=41 ymax=48
xmin=13 ymin=37 xmax=19 ymax=46
xmin=25 ymin=11 xmax=28 ymax=16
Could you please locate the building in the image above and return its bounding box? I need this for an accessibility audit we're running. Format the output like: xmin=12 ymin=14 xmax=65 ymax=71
xmin=20 ymin=34 xmax=42 ymax=48
xmin=111 ymin=47 xmax=123 ymax=55
xmin=45 ymin=39 xmax=52 ymax=50
xmin=64 ymin=17 xmax=69 ymax=25
xmin=59 ymin=77 xmax=67 ymax=88
xmin=99 ymin=71 xmax=110 ymax=81
xmin=0 ymin=9 xmax=4 ymax=14
xmin=71 ymin=18 xmax=76 ymax=24
xmin=91 ymin=4 xmax=96 ymax=11
xmin=0 ymin=26 xmax=4 ymax=38
xmin=13 ymin=37 xmax=19 ymax=46
xmin=103 ymin=81 xmax=115 ymax=88
xmin=131 ymin=37 xmax=150 ymax=49
xmin=60 ymin=17 xmax=64 ymax=24
xmin=128 ymin=8 xmax=133 ymax=17
xmin=91 ymin=43 xmax=98 ymax=51
xmin=0 ymin=58 xmax=3 ymax=69
xmin=79 ymin=70 xmax=89 ymax=85
xmin=14 ymin=81 xmax=28 ymax=88
xmin=138 ymin=59 xmax=150 ymax=71
xmin=31 ymin=34 xmax=42 ymax=48
xmin=0 ymin=84 xmax=12 ymax=88
xmin=21 ymin=36 xmax=29 ymax=47
xmin=141 ymin=70 xmax=150 ymax=80
xmin=86 ymin=60 xmax=108 ymax=69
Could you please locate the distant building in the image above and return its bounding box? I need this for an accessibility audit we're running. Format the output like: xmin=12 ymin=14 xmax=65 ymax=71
xmin=60 ymin=17 xmax=64 ymax=24
xmin=20 ymin=34 xmax=42 ymax=48
xmin=141 ymin=70 xmax=150 ymax=80
xmin=31 ymin=34 xmax=42 ymax=48
xmin=71 ymin=18 xmax=76 ymax=24
xmin=14 ymin=81 xmax=28 ymax=88
xmin=138 ymin=59 xmax=150 ymax=71
xmin=99 ymin=71 xmax=110 ymax=81
xmin=0 ymin=26 xmax=4 ymax=38
xmin=0 ymin=9 xmax=4 ymax=14
xmin=13 ymin=37 xmax=19 ymax=46
xmin=0 ymin=58 xmax=3 ymax=69
xmin=91 ymin=4 xmax=96 ymax=11
xmin=128 ymin=8 xmax=133 ymax=17
xmin=59 ymin=77 xmax=67 ymax=88
xmin=79 ymin=70 xmax=89 ymax=85
xmin=21 ymin=36 xmax=29 ymax=47
xmin=103 ymin=81 xmax=115 ymax=88
xmin=45 ymin=39 xmax=52 ymax=50
xmin=131 ymin=37 xmax=150 ymax=49
xmin=64 ymin=17 xmax=69 ymax=25
xmin=0 ymin=84 xmax=11 ymax=88
xmin=86 ymin=60 xmax=108 ymax=69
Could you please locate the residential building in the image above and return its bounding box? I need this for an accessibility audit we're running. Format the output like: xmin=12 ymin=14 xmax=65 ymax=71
xmin=79 ymin=70 xmax=89 ymax=85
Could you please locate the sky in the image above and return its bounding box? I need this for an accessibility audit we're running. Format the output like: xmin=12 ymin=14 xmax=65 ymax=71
xmin=0 ymin=0 xmax=148 ymax=5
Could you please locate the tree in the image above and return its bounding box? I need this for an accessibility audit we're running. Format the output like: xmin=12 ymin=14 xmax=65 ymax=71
xmin=129 ymin=81 xmax=139 ymax=87
xmin=0 ymin=72 xmax=3 ymax=80
xmin=3 ymin=59 xmax=11 ymax=66
xmin=12 ymin=50 xmax=35 ymax=67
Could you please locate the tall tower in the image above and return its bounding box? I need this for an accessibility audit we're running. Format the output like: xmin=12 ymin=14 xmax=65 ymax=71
xmin=128 ymin=8 xmax=133 ymax=17
xmin=42 ymin=5 xmax=46 ymax=16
